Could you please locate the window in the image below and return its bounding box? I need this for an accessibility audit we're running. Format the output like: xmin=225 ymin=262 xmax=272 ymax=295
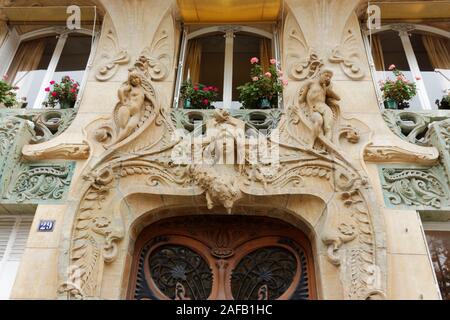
xmin=5 ymin=30 xmax=94 ymax=109
xmin=128 ymin=216 xmax=316 ymax=300
xmin=0 ymin=216 xmax=33 ymax=300
xmin=176 ymin=26 xmax=277 ymax=109
xmin=367 ymin=25 xmax=450 ymax=110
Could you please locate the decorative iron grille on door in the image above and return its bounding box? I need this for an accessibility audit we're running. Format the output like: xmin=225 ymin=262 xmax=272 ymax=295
xmin=128 ymin=216 xmax=316 ymax=300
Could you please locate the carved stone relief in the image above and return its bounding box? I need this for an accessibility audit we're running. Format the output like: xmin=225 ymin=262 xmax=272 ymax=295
xmin=95 ymin=17 xmax=130 ymax=82
xmin=380 ymin=166 xmax=450 ymax=209
xmin=56 ymin=49 xmax=387 ymax=300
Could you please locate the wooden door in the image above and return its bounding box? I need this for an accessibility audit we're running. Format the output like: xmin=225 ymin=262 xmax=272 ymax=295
xmin=128 ymin=215 xmax=316 ymax=300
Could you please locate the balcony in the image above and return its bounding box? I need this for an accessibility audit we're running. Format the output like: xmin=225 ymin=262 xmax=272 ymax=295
xmin=0 ymin=108 xmax=76 ymax=208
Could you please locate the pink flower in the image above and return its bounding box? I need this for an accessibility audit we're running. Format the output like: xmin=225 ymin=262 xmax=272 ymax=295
xmin=282 ymin=79 xmax=289 ymax=86
xmin=70 ymin=89 xmax=76 ymax=93
xmin=194 ymin=87 xmax=199 ymax=91
xmin=51 ymin=92 xmax=58 ymax=97
xmin=203 ymin=87 xmax=209 ymax=92
xmin=202 ymin=99 xmax=209 ymax=106
xmin=2 ymin=74 xmax=8 ymax=81
xmin=45 ymin=87 xmax=51 ymax=92
xmin=250 ymin=57 xmax=259 ymax=64
xmin=388 ymin=64 xmax=396 ymax=71
xmin=252 ymin=76 xmax=259 ymax=82
xmin=415 ymin=76 xmax=422 ymax=81
xmin=278 ymin=70 xmax=284 ymax=76
xmin=265 ymin=72 xmax=272 ymax=78
xmin=270 ymin=58 xmax=277 ymax=65
xmin=50 ymin=80 xmax=55 ymax=85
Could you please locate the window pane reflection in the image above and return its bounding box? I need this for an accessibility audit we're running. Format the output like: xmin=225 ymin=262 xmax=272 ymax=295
xmin=53 ymin=34 xmax=92 ymax=85
xmin=425 ymin=231 xmax=450 ymax=300
xmin=8 ymin=36 xmax=58 ymax=108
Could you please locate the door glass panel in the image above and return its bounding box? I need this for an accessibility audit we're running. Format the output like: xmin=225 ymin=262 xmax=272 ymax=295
xmin=425 ymin=231 xmax=450 ymax=300
xmin=231 ymin=247 xmax=297 ymax=300
xmin=147 ymin=245 xmax=213 ymax=300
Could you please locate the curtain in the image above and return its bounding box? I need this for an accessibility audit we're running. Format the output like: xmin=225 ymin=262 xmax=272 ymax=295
xmin=7 ymin=38 xmax=46 ymax=85
xmin=371 ymin=34 xmax=385 ymax=71
xmin=183 ymin=39 xmax=202 ymax=84
xmin=422 ymin=35 xmax=450 ymax=69
xmin=259 ymin=38 xmax=272 ymax=72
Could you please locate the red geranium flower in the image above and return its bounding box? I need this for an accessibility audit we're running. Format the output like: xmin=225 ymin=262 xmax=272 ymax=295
xmin=51 ymin=92 xmax=58 ymax=97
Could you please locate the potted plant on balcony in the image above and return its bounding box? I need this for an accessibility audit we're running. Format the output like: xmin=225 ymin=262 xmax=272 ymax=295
xmin=435 ymin=91 xmax=450 ymax=110
xmin=180 ymin=81 xmax=218 ymax=109
xmin=0 ymin=74 xmax=20 ymax=108
xmin=43 ymin=76 xmax=79 ymax=109
xmin=237 ymin=58 xmax=287 ymax=110
xmin=380 ymin=65 xmax=418 ymax=110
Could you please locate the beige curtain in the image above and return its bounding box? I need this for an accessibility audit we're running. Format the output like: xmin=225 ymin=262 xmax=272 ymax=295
xmin=371 ymin=34 xmax=385 ymax=71
xmin=259 ymin=38 xmax=272 ymax=72
xmin=7 ymin=38 xmax=46 ymax=85
xmin=183 ymin=39 xmax=202 ymax=84
xmin=422 ymin=35 xmax=450 ymax=69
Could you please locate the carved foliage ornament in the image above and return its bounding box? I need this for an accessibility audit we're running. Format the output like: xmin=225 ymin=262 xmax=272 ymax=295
xmin=284 ymin=13 xmax=323 ymax=81
xmin=381 ymin=167 xmax=449 ymax=209
xmin=329 ymin=29 xmax=365 ymax=80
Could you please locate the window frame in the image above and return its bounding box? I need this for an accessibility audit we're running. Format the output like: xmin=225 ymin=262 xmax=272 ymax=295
xmin=173 ymin=25 xmax=281 ymax=110
xmin=1 ymin=26 xmax=99 ymax=110
xmin=363 ymin=23 xmax=450 ymax=111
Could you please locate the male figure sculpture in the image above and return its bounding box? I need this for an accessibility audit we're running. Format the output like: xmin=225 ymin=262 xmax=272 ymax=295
xmin=299 ymin=70 xmax=341 ymax=141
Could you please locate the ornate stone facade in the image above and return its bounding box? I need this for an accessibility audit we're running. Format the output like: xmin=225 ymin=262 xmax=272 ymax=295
xmin=0 ymin=0 xmax=445 ymax=301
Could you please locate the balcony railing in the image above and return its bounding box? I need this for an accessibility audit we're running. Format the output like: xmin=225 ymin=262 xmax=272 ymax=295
xmin=0 ymin=108 xmax=76 ymax=205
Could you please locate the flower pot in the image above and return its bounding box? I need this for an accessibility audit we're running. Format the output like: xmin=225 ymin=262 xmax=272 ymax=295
xmin=59 ymin=100 xmax=75 ymax=109
xmin=384 ymin=99 xmax=398 ymax=110
xmin=256 ymin=97 xmax=272 ymax=110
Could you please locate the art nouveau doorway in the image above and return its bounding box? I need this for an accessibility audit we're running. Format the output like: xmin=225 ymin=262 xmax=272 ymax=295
xmin=127 ymin=215 xmax=316 ymax=300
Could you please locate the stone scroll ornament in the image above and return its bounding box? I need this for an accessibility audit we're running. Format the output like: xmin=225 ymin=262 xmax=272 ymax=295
xmin=59 ymin=30 xmax=385 ymax=300
xmin=284 ymin=12 xmax=323 ymax=81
